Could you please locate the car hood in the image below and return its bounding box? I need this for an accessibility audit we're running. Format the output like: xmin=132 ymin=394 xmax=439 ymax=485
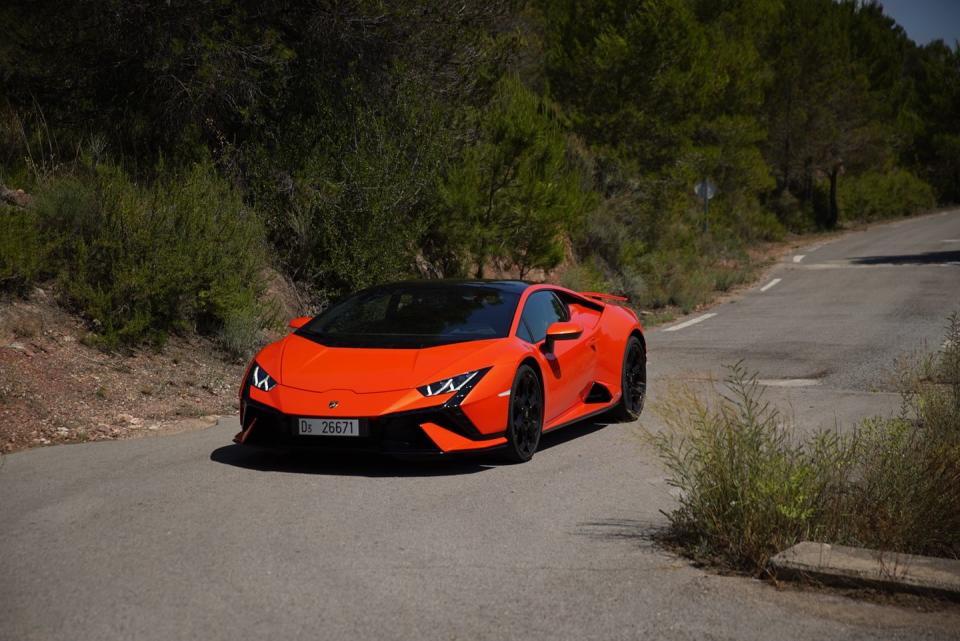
xmin=277 ymin=334 xmax=504 ymax=393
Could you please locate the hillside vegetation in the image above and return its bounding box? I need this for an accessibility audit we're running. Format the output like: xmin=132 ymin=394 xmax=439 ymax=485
xmin=1 ymin=0 xmax=957 ymax=351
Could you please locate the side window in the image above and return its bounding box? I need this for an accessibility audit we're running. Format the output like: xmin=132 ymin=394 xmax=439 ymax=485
xmin=517 ymin=291 xmax=568 ymax=343
xmin=517 ymin=318 xmax=534 ymax=343
xmin=551 ymin=293 xmax=571 ymax=322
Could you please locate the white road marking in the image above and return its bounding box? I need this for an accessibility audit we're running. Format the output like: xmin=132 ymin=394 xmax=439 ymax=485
xmin=663 ymin=313 xmax=717 ymax=332
xmin=941 ymin=239 xmax=960 ymax=243
xmin=760 ymin=278 xmax=782 ymax=292
xmin=497 ymin=390 xmax=511 ymax=397
xmin=793 ymin=255 xmax=805 ymax=263
xmin=758 ymin=378 xmax=822 ymax=387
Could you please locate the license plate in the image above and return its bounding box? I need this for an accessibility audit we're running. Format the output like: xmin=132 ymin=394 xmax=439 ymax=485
xmin=297 ymin=418 xmax=361 ymax=437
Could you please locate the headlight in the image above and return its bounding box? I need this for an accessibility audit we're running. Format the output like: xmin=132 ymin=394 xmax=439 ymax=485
xmin=249 ymin=363 xmax=277 ymax=392
xmin=418 ymin=368 xmax=489 ymax=397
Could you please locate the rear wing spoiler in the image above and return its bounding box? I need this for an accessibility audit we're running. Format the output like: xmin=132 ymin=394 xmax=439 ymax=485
xmin=579 ymin=291 xmax=629 ymax=303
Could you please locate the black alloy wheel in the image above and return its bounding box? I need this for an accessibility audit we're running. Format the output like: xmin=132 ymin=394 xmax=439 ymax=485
xmin=610 ymin=336 xmax=646 ymax=422
xmin=503 ymin=364 xmax=543 ymax=463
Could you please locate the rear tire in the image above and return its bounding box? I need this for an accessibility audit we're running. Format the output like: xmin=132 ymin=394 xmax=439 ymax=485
xmin=502 ymin=364 xmax=543 ymax=463
xmin=609 ymin=336 xmax=646 ymax=422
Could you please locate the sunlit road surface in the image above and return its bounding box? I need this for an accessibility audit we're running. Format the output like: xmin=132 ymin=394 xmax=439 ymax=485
xmin=2 ymin=211 xmax=959 ymax=641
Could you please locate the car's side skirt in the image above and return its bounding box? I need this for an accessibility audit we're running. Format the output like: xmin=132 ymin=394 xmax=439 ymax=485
xmin=543 ymin=399 xmax=618 ymax=433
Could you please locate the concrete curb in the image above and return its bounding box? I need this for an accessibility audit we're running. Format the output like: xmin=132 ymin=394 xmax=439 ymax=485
xmin=770 ymin=542 xmax=960 ymax=599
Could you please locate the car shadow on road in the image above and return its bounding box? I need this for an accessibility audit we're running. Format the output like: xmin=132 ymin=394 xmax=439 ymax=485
xmin=209 ymin=444 xmax=496 ymax=477
xmin=538 ymin=419 xmax=611 ymax=452
xmin=209 ymin=418 xmax=614 ymax=477
xmin=851 ymin=250 xmax=960 ymax=265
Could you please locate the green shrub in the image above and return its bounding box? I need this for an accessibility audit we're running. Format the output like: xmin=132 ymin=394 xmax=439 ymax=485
xmin=839 ymin=169 xmax=936 ymax=222
xmin=843 ymin=313 xmax=960 ymax=557
xmin=734 ymin=205 xmax=786 ymax=243
xmin=711 ymin=263 xmax=753 ymax=293
xmin=667 ymin=266 xmax=713 ymax=314
xmin=652 ymin=315 xmax=960 ymax=573
xmin=653 ymin=363 xmax=853 ymax=571
xmin=559 ymin=261 xmax=609 ymax=294
xmin=218 ymin=309 xmax=263 ymax=360
xmin=638 ymin=247 xmax=752 ymax=313
xmin=0 ymin=203 xmax=44 ymax=293
xmin=15 ymin=161 xmax=267 ymax=349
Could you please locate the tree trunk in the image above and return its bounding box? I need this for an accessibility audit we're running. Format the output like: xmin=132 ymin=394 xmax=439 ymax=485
xmin=827 ymin=166 xmax=840 ymax=229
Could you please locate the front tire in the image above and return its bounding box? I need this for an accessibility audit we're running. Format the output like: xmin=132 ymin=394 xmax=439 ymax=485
xmin=502 ymin=364 xmax=543 ymax=463
xmin=609 ymin=335 xmax=646 ymax=422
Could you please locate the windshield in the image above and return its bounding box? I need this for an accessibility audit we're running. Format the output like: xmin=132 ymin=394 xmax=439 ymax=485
xmin=298 ymin=283 xmax=521 ymax=348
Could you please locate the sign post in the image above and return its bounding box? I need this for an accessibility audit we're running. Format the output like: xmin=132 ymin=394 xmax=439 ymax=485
xmin=694 ymin=178 xmax=717 ymax=233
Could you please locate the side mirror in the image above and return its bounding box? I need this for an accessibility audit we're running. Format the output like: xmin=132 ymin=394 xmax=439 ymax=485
xmin=288 ymin=316 xmax=311 ymax=330
xmin=543 ymin=321 xmax=583 ymax=352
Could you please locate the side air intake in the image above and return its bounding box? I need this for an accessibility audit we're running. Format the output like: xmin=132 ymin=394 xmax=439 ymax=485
xmin=584 ymin=382 xmax=613 ymax=404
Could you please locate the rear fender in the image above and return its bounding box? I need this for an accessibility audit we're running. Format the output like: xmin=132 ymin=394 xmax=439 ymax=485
xmin=595 ymin=305 xmax=644 ymax=402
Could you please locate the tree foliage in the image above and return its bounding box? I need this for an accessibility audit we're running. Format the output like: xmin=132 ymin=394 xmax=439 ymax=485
xmin=440 ymin=76 xmax=592 ymax=278
xmin=0 ymin=0 xmax=957 ymax=346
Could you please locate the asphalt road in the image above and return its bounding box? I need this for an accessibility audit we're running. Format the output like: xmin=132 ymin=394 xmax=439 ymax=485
xmin=3 ymin=211 xmax=960 ymax=641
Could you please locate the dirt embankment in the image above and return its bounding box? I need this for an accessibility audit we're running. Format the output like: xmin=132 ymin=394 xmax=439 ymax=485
xmin=0 ymin=289 xmax=244 ymax=453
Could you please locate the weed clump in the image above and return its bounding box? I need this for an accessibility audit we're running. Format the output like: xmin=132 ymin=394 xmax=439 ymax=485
xmin=652 ymin=314 xmax=960 ymax=573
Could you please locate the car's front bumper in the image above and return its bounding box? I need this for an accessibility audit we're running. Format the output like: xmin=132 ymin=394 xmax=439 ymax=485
xmin=237 ymin=396 xmax=508 ymax=456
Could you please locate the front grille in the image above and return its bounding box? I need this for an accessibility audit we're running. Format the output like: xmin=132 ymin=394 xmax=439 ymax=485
xmin=240 ymin=399 xmax=442 ymax=454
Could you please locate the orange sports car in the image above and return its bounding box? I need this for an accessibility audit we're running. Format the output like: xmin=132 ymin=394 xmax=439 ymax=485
xmin=235 ymin=280 xmax=646 ymax=462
